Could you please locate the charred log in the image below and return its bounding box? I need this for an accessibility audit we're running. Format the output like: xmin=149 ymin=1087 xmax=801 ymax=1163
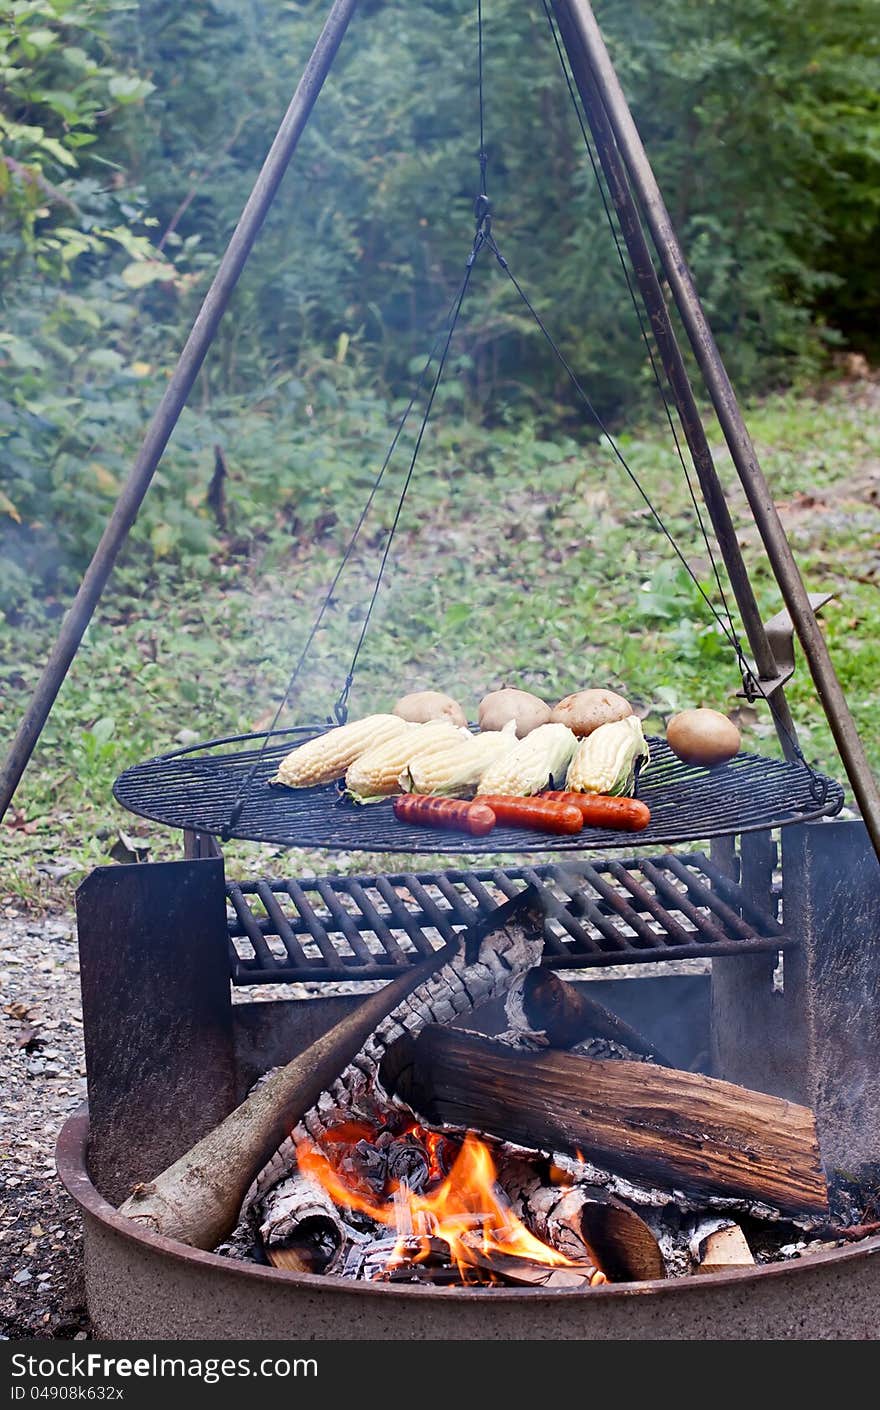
xmin=259 ymin=1173 xmax=345 ymax=1273
xmin=507 ymin=968 xmax=671 ymax=1066
xmin=457 ymin=1243 xmax=604 ymax=1289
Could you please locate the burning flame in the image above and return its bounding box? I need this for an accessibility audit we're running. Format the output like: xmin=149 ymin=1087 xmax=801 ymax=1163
xmin=297 ymin=1126 xmax=606 ymax=1285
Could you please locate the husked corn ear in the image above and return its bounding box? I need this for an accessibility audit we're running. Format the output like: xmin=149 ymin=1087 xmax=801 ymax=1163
xmin=403 ymin=721 xmax=517 ymax=797
xmin=566 ymin=716 xmax=650 ymax=796
xmin=272 ymin=714 xmax=410 ymax=788
xmin=476 ymin=722 xmax=578 ymax=798
xmin=345 ymin=720 xmax=465 ymax=801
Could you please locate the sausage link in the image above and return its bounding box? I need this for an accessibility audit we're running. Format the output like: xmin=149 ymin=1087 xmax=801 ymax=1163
xmin=541 ymin=790 xmax=651 ymax=831
xmin=476 ymin=795 xmax=583 ymax=835
xmin=393 ymin=794 xmax=497 ymax=836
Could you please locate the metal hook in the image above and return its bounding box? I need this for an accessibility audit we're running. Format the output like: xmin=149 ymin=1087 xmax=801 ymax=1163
xmin=333 ymin=675 xmax=354 ymax=726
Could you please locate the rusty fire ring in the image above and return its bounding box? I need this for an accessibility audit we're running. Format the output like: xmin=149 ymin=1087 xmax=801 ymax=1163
xmin=58 ymin=1108 xmax=880 ymax=1341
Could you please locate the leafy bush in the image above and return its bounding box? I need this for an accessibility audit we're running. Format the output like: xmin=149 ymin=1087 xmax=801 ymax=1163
xmin=1 ymin=0 xmax=878 ymax=616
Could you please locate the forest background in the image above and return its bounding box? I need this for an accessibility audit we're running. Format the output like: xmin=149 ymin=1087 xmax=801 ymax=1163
xmin=1 ymin=0 xmax=878 ymax=893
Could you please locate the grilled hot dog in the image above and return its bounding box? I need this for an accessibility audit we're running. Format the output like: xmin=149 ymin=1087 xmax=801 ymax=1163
xmin=476 ymin=795 xmax=583 ymax=835
xmin=540 ymin=791 xmax=651 ymax=831
xmin=393 ymin=794 xmax=497 ymax=836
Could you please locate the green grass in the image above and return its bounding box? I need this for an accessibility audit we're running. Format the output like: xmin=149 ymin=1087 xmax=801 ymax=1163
xmin=1 ymin=380 xmax=878 ymax=908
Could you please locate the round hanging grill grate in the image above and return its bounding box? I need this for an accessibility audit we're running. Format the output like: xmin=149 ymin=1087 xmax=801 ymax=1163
xmin=113 ymin=728 xmax=844 ymax=854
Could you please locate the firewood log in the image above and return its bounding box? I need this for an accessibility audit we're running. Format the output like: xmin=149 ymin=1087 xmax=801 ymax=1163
xmin=382 ymin=1026 xmax=829 ymax=1215
xmin=456 ymin=1243 xmax=604 ymax=1289
xmin=506 ymin=968 xmax=672 ymax=1065
xmin=496 ymin=1152 xmax=665 ymax=1281
xmin=259 ymin=1173 xmax=346 ymax=1273
xmin=692 ymin=1221 xmax=755 ymax=1273
xmin=119 ymin=887 xmax=546 ymax=1250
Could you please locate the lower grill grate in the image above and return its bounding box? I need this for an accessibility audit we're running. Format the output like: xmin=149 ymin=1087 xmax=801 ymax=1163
xmin=226 ymin=850 xmax=789 ymax=983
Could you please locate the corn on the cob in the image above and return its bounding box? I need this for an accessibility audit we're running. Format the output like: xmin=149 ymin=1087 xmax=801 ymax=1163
xmin=403 ymin=721 xmax=518 ymax=797
xmin=565 ymin=716 xmax=650 ymax=796
xmin=345 ymin=720 xmax=465 ymax=802
xmin=476 ymin=722 xmax=578 ymax=798
xmin=272 ymin=714 xmax=410 ymax=788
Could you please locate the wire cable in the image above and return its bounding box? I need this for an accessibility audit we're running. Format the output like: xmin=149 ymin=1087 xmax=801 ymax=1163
xmin=222 ymin=273 xmax=479 ymax=833
xmin=536 ymin=2 xmax=821 ymax=790
xmin=540 ymin=0 xmax=739 ymax=649
xmin=333 ymin=233 xmax=486 ymax=723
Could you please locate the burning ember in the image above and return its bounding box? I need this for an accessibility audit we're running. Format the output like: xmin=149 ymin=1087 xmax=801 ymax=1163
xmin=293 ymin=1121 xmax=607 ymax=1287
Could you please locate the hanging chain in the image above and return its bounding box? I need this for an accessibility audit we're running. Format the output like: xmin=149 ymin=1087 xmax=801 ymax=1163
xmin=540 ymin=1 xmax=739 ymax=649
xmin=484 ymin=227 xmax=825 ymax=799
xmin=335 ymin=0 xmax=494 ymax=722
xmin=474 ymin=0 xmax=491 ymax=231
xmin=221 ymin=2 xmax=494 ymax=833
xmin=333 ymin=233 xmax=485 ymax=724
xmin=538 ymin=0 xmax=825 ymax=800
xmin=224 ymin=0 xmax=826 ymax=839
xmin=220 ymin=276 xmax=482 ymax=834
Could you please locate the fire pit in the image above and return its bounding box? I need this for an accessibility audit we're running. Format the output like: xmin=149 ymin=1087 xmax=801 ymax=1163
xmin=55 ymin=1110 xmax=880 ymax=1340
xmin=57 ymin=814 xmax=880 ymax=1339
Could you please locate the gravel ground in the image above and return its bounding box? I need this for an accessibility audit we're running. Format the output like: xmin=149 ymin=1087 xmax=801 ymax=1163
xmin=0 ymin=908 xmax=91 ymax=1341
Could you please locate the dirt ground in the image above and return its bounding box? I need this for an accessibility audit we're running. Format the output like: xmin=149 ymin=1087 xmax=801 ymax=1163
xmin=0 ymin=908 xmax=91 ymax=1340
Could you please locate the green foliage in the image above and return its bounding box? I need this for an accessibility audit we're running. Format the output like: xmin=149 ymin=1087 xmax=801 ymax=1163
xmin=2 ymin=383 xmax=877 ymax=906
xmin=0 ymin=1 xmax=878 ymax=657
xmin=2 ymin=2 xmax=878 ymax=912
xmin=64 ymin=0 xmax=880 ymax=415
xmin=0 ymin=0 xmax=160 ymax=274
xmin=0 ymin=0 xmax=193 ymax=608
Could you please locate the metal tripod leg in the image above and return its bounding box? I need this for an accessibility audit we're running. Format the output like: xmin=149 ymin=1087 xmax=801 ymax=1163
xmin=0 ymin=0 xmax=361 ymax=822
xmin=555 ymin=0 xmax=880 ymax=865
xmin=551 ymin=0 xmax=798 ymax=760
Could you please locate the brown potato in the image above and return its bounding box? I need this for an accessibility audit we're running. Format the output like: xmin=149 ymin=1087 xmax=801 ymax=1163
xmin=666 ymin=708 xmax=741 ymax=766
xmin=392 ymin=691 xmax=467 ymax=727
xmin=550 ymin=688 xmax=633 ymax=738
xmin=478 ymin=688 xmax=552 ymax=738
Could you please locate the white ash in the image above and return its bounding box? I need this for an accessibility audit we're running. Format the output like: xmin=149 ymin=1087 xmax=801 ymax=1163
xmin=503 ymin=974 xmax=532 ymax=1035
xmin=250 ymin=1144 xmax=293 ymax=1198
xmin=653 ymin=1218 xmax=692 ymax=1279
xmin=571 ymin=1037 xmax=653 ymax=1062
xmin=213 ymin=1219 xmax=264 ymax=1265
xmin=458 ymin=1026 xmax=549 ymax=1052
xmin=775 ymin=1238 xmax=849 ymax=1260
